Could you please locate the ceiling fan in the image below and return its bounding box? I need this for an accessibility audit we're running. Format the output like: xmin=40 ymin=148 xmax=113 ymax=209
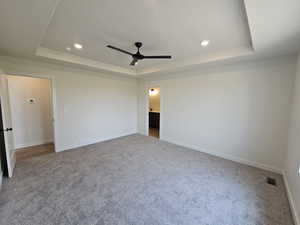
xmin=107 ymin=42 xmax=172 ymax=66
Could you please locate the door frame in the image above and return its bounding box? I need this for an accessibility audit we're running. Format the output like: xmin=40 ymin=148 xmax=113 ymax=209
xmin=0 ymin=99 xmax=9 ymax=177
xmin=0 ymin=73 xmax=16 ymax=177
xmin=6 ymin=73 xmax=58 ymax=152
xmin=144 ymin=85 xmax=163 ymax=139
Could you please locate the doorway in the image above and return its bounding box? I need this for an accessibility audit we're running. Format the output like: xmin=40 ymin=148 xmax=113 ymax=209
xmin=148 ymin=88 xmax=160 ymax=138
xmin=7 ymin=75 xmax=55 ymax=161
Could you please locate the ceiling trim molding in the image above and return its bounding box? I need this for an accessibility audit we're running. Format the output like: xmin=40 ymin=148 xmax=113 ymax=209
xmin=0 ymin=55 xmax=137 ymax=82
xmin=36 ymin=47 xmax=137 ymax=75
xmin=138 ymin=53 xmax=297 ymax=81
xmin=136 ymin=47 xmax=255 ymax=76
xmin=36 ymin=46 xmax=254 ymax=76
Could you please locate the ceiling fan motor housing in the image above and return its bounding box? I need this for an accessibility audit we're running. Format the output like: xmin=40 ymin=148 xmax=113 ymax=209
xmin=133 ymin=42 xmax=144 ymax=60
xmin=135 ymin=42 xmax=142 ymax=48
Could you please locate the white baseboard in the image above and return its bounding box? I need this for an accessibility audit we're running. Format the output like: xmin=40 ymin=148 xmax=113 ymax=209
xmin=15 ymin=139 xmax=54 ymax=150
xmin=56 ymin=132 xmax=138 ymax=152
xmin=283 ymin=171 xmax=300 ymax=225
xmin=161 ymin=137 xmax=283 ymax=174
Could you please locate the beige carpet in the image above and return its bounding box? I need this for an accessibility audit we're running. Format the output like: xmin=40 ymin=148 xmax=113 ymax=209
xmin=0 ymin=134 xmax=294 ymax=225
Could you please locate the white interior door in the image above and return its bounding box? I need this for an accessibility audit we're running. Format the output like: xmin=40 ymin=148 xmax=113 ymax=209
xmin=0 ymin=74 xmax=16 ymax=177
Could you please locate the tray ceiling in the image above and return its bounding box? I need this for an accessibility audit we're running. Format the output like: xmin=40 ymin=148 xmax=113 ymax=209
xmin=0 ymin=0 xmax=300 ymax=76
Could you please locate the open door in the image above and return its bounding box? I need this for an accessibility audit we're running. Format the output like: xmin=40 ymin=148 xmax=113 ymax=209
xmin=148 ymin=88 xmax=160 ymax=138
xmin=0 ymin=74 xmax=16 ymax=177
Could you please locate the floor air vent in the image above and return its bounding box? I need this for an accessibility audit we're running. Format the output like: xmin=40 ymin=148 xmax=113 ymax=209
xmin=266 ymin=177 xmax=277 ymax=186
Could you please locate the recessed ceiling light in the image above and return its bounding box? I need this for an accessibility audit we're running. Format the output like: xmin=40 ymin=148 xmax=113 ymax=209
xmin=201 ymin=40 xmax=210 ymax=47
xmin=66 ymin=47 xmax=71 ymax=51
xmin=74 ymin=43 xmax=83 ymax=49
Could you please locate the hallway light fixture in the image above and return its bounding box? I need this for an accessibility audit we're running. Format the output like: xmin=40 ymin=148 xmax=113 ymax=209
xmin=149 ymin=88 xmax=158 ymax=96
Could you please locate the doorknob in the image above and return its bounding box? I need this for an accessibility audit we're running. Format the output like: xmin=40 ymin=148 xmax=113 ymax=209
xmin=0 ymin=128 xmax=13 ymax=132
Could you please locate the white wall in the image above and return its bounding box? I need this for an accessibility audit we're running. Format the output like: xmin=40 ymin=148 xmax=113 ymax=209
xmin=139 ymin=56 xmax=296 ymax=173
xmin=0 ymin=56 xmax=138 ymax=152
xmin=149 ymin=88 xmax=160 ymax=112
xmin=285 ymin=53 xmax=300 ymax=224
xmin=7 ymin=76 xmax=53 ymax=149
xmin=0 ymin=55 xmax=296 ymax=173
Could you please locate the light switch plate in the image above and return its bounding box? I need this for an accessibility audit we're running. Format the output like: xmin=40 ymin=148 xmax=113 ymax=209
xmin=27 ymin=98 xmax=36 ymax=104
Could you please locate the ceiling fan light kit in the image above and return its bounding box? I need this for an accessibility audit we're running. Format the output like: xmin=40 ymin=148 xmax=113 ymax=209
xmin=107 ymin=42 xmax=172 ymax=66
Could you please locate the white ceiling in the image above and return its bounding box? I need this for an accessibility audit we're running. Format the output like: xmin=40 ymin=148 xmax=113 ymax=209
xmin=0 ymin=0 xmax=300 ymax=76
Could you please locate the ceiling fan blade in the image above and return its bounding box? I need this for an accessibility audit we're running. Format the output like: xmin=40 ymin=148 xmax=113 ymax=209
xmin=107 ymin=45 xmax=133 ymax=56
xmin=143 ymin=55 xmax=172 ymax=59
xmin=130 ymin=58 xmax=138 ymax=66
